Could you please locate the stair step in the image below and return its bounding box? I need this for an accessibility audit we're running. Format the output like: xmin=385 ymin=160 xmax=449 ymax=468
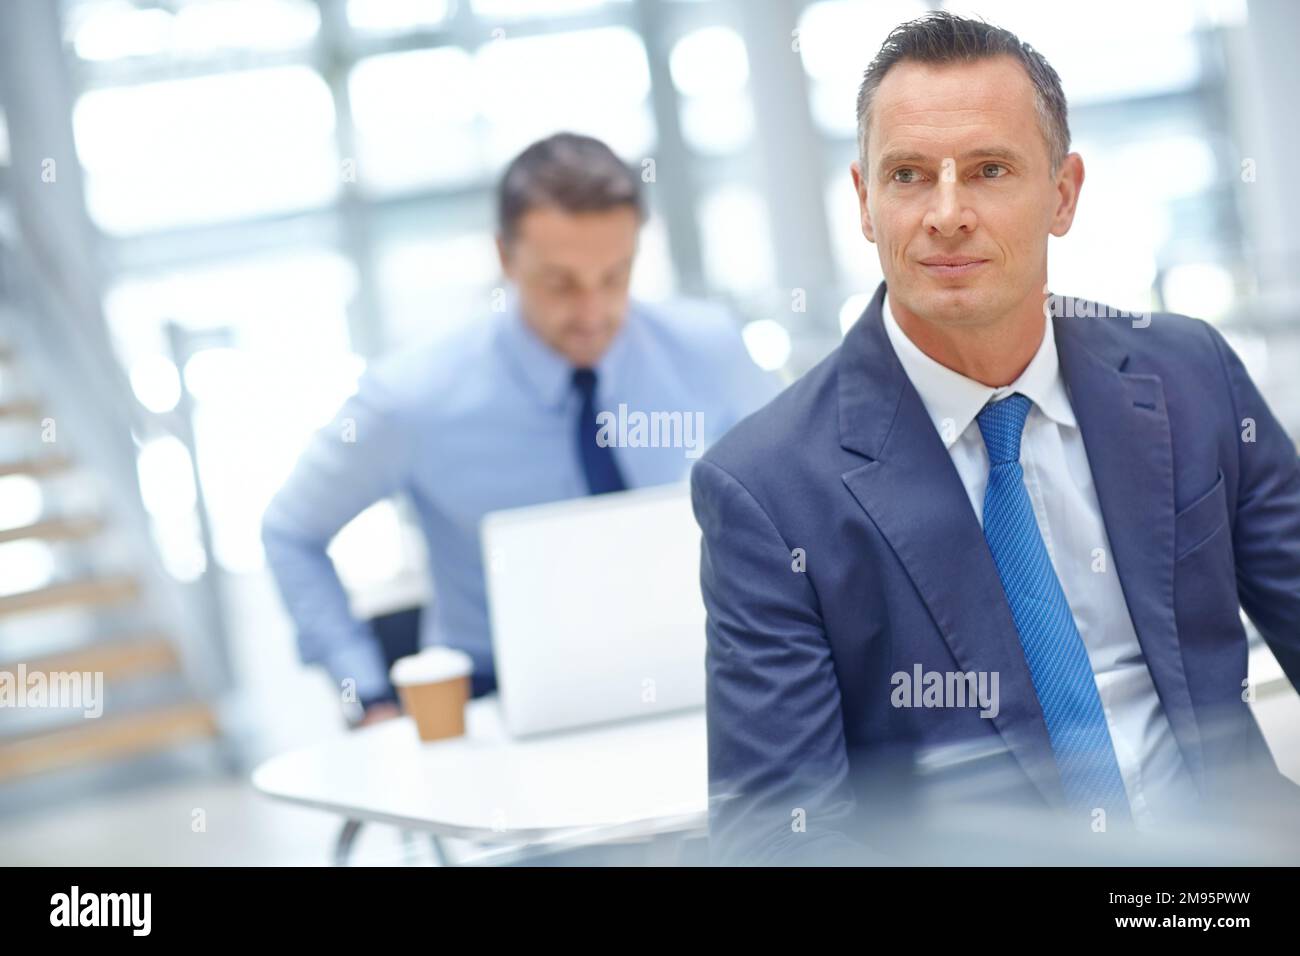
xmin=0 ymin=454 xmax=73 ymax=478
xmin=0 ymin=701 xmax=217 ymax=782
xmin=0 ymin=575 xmax=139 ymax=618
xmin=0 ymin=515 xmax=103 ymax=545
xmin=4 ymin=633 xmax=179 ymax=684
xmin=0 ymin=399 xmax=40 ymax=419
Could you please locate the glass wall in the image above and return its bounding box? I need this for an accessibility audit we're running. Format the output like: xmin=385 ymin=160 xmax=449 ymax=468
xmin=57 ymin=0 xmax=1265 ymax=583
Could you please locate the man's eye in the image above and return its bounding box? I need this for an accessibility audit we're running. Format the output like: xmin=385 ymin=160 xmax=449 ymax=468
xmin=981 ymin=163 xmax=1007 ymax=178
xmin=892 ymin=168 xmax=919 ymax=183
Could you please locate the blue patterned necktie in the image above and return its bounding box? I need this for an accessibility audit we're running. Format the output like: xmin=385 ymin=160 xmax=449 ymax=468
xmin=976 ymin=392 xmax=1130 ymax=824
xmin=572 ymin=368 xmax=626 ymax=495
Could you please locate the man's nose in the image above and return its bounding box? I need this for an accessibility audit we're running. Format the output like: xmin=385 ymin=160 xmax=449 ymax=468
xmin=923 ymin=172 xmax=975 ymax=237
xmin=571 ymin=288 xmax=607 ymax=326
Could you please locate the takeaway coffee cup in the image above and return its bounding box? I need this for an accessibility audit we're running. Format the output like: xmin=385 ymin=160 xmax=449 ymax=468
xmin=389 ymin=647 xmax=474 ymax=742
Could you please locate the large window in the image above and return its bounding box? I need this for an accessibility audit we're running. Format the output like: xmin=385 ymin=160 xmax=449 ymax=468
xmin=59 ymin=0 xmax=1262 ymax=581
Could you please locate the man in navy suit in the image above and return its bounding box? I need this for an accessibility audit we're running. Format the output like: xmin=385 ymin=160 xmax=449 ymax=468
xmin=692 ymin=12 xmax=1300 ymax=865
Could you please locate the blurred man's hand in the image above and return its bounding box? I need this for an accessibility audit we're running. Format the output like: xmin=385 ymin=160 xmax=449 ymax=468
xmin=356 ymin=701 xmax=402 ymax=727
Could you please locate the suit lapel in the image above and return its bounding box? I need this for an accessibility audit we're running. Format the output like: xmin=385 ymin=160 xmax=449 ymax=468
xmin=1054 ymin=308 xmax=1207 ymax=793
xmin=838 ymin=284 xmax=1066 ymax=809
xmin=836 ymin=285 xmax=1209 ymax=803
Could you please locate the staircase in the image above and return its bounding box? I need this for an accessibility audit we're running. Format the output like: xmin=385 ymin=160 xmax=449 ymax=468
xmin=0 ymin=344 xmax=221 ymax=785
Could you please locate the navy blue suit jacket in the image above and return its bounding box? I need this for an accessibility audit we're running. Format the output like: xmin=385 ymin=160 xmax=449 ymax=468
xmin=691 ymin=282 xmax=1300 ymax=865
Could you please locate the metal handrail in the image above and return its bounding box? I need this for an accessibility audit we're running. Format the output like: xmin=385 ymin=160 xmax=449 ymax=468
xmin=0 ymin=223 xmax=232 ymax=698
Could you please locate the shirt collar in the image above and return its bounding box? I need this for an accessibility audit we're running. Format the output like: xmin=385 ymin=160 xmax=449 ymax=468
xmin=881 ymin=290 xmax=1076 ymax=449
xmin=496 ymin=286 xmax=634 ymax=410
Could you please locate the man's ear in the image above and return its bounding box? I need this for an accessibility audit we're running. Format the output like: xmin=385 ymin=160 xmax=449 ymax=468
xmin=849 ymin=160 xmax=876 ymax=244
xmin=1049 ymin=152 xmax=1085 ymax=238
xmin=495 ymin=233 xmax=512 ymax=276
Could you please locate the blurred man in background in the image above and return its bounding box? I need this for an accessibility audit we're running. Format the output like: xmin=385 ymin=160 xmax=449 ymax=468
xmin=262 ymin=132 xmax=777 ymax=725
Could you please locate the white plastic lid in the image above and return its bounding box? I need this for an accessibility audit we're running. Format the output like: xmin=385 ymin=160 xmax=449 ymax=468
xmin=389 ymin=647 xmax=474 ymax=686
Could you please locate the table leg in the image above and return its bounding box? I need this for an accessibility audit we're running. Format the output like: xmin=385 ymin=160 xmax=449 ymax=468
xmin=333 ymin=819 xmax=363 ymax=866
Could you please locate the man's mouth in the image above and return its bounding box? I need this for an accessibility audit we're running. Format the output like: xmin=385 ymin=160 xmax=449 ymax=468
xmin=919 ymin=256 xmax=989 ymax=277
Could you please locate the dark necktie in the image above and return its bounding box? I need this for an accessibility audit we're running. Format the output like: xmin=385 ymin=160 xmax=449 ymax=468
xmin=572 ymin=368 xmax=626 ymax=495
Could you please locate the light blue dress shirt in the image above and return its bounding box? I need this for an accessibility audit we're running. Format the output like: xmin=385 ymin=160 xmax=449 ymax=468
xmin=261 ymin=292 xmax=780 ymax=700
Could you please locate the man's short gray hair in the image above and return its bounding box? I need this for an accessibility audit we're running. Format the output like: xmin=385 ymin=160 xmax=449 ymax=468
xmin=855 ymin=11 xmax=1070 ymax=176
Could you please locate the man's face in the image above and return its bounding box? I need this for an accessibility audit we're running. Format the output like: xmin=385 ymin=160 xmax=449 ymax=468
xmin=850 ymin=56 xmax=1083 ymax=329
xmin=497 ymin=205 xmax=640 ymax=368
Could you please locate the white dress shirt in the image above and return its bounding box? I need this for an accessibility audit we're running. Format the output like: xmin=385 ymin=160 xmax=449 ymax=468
xmin=882 ymin=293 xmax=1199 ymax=828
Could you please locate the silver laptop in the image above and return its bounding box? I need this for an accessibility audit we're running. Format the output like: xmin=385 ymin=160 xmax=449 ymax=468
xmin=481 ymin=482 xmax=706 ymax=737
